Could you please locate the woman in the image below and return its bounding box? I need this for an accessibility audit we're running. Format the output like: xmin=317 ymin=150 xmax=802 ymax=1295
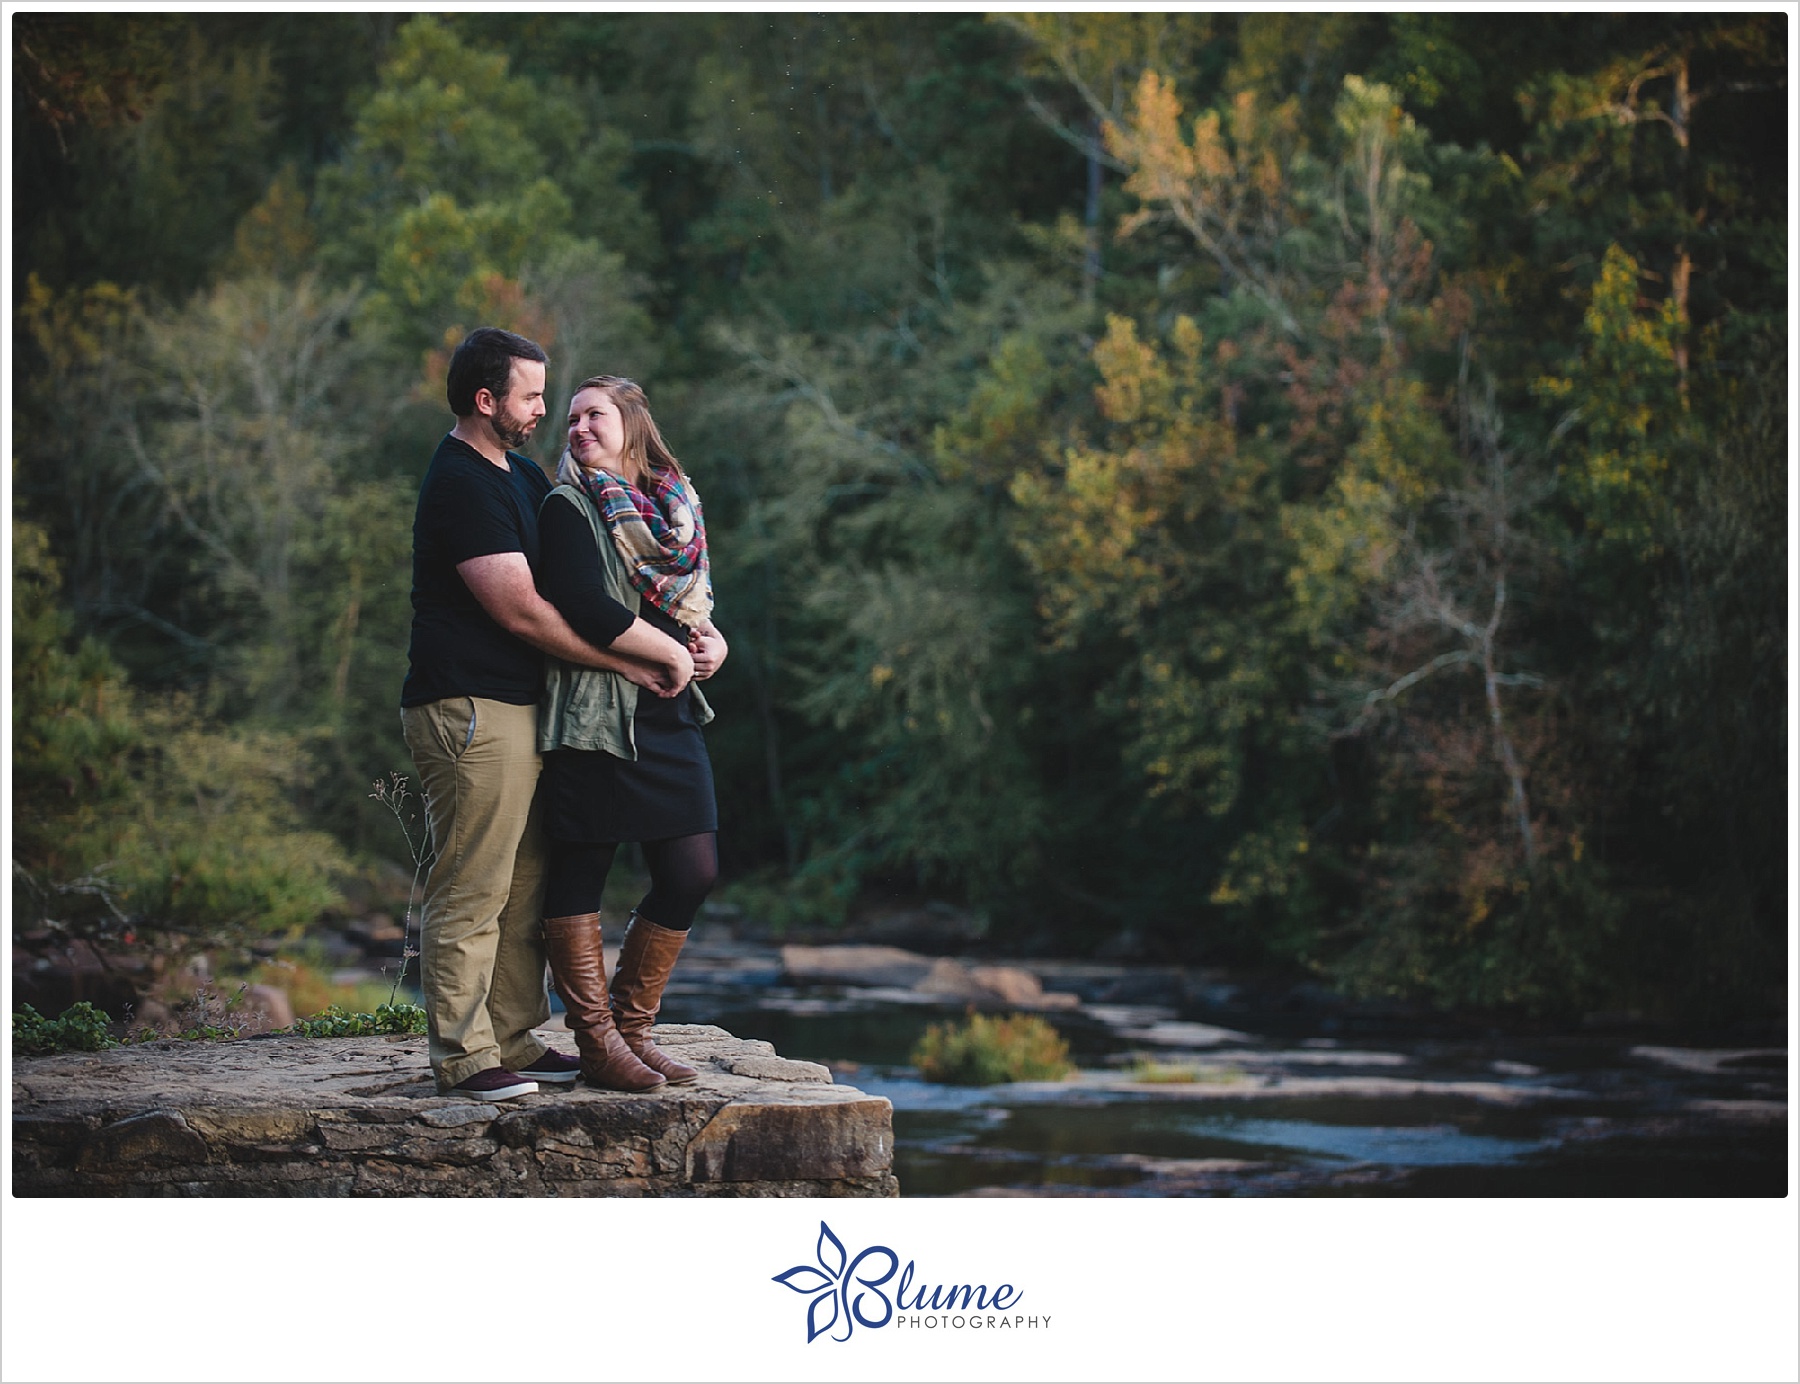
xmin=535 ymin=375 xmax=728 ymax=1092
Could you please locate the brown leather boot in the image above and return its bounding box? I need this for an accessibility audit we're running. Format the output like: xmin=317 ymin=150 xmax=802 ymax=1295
xmin=542 ymin=914 xmax=665 ymax=1092
xmin=610 ymin=912 xmax=699 ymax=1084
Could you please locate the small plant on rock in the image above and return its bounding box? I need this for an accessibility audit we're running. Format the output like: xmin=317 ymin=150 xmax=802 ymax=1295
xmin=13 ymin=1001 xmax=119 ymax=1055
xmin=174 ymin=983 xmax=252 ymax=1040
xmin=286 ymin=1002 xmax=427 ymax=1037
xmin=912 ymin=1011 xmax=1073 ymax=1085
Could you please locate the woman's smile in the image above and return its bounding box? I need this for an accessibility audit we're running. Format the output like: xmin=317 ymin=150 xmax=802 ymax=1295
xmin=567 ymin=386 xmax=627 ymax=472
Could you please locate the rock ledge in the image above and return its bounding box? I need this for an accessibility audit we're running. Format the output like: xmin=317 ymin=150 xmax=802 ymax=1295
xmin=12 ymin=1025 xmax=897 ymax=1197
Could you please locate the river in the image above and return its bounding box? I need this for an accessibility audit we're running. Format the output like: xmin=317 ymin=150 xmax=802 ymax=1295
xmin=654 ymin=931 xmax=1788 ymax=1197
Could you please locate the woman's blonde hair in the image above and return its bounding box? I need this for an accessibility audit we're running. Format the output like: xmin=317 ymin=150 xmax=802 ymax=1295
xmin=557 ymin=375 xmax=685 ymax=487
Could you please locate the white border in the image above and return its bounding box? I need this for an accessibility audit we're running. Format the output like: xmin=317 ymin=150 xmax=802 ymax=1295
xmin=4 ymin=5 xmax=1795 ymax=1382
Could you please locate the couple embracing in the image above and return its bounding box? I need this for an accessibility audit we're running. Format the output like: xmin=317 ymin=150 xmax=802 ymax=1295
xmin=399 ymin=327 xmax=726 ymax=1101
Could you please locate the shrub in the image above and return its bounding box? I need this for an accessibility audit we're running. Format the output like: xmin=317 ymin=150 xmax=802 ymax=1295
xmin=911 ymin=1011 xmax=1073 ymax=1085
xmin=14 ymin=1001 xmax=119 ymax=1055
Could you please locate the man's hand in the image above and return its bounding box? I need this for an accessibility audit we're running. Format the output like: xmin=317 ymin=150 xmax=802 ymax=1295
xmin=615 ymin=655 xmax=692 ymax=697
xmin=606 ymin=618 xmax=694 ymax=697
xmin=688 ymin=618 xmax=729 ymax=680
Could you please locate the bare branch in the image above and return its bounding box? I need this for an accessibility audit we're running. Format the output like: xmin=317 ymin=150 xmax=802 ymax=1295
xmin=1332 ymin=649 xmax=1481 ymax=740
xmin=1019 ymin=89 xmax=1131 ymax=172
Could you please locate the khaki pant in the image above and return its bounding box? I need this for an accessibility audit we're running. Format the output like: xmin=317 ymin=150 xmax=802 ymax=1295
xmin=401 ymin=697 xmax=551 ymax=1092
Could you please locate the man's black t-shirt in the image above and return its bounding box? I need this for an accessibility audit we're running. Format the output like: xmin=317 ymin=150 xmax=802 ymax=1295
xmin=400 ymin=434 xmax=554 ymax=708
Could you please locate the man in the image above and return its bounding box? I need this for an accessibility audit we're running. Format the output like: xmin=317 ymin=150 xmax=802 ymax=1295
xmin=400 ymin=327 xmax=693 ymax=1099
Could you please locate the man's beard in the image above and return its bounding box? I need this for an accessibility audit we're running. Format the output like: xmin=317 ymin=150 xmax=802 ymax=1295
xmin=493 ymin=402 xmax=537 ymax=451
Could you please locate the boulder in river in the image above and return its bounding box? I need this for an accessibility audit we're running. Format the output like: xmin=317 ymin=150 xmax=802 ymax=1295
xmin=779 ymin=944 xmax=936 ymax=989
xmin=915 ymin=958 xmax=1081 ymax=1009
xmin=781 ymin=945 xmax=1080 ymax=1009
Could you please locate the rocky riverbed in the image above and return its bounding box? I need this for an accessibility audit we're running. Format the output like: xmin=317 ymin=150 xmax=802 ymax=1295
xmin=20 ymin=914 xmax=1783 ymax=1198
xmin=664 ymin=933 xmax=1790 ymax=1197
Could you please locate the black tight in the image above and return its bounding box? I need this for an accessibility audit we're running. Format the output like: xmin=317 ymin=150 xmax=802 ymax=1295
xmin=542 ymin=833 xmax=718 ymax=931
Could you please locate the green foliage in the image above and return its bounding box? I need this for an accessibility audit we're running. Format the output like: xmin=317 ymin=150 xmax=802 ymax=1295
xmin=1125 ymin=1056 xmax=1245 ymax=1085
xmin=15 ymin=21 xmax=284 ymax=297
xmin=1536 ymin=244 xmax=1686 ymax=556
xmin=12 ymin=514 xmax=346 ymax=964
xmin=912 ymin=1012 xmax=1074 ymax=1085
xmin=14 ymin=1003 xmax=120 ymax=1056
xmin=11 ymin=13 xmax=1785 ymax=1024
xmin=315 ymin=15 xmax=654 ymax=366
xmin=719 ymin=867 xmax=859 ymax=934
xmin=284 ymin=1003 xmax=428 ymax=1038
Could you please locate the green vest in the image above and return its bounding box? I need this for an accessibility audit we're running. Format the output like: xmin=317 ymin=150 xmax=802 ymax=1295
xmin=537 ymin=483 xmax=713 ymax=760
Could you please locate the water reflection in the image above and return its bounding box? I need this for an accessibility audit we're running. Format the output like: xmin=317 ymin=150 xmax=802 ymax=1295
xmin=1181 ymin=1116 xmax=1544 ymax=1166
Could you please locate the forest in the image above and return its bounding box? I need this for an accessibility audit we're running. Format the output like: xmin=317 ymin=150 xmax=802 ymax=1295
xmin=11 ymin=12 xmax=1788 ymax=1024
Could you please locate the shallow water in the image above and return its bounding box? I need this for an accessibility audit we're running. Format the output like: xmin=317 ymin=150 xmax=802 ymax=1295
xmin=658 ymin=938 xmax=1786 ymax=1198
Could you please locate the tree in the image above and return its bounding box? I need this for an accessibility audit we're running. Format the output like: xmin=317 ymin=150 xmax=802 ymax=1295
xmin=14 ymin=21 xmax=286 ymax=300
xmin=313 ymin=15 xmax=654 ymax=373
xmin=12 ymin=514 xmax=346 ymax=981
xmin=127 ymin=273 xmax=370 ymax=715
xmin=8 ymin=13 xmax=1784 ymax=1018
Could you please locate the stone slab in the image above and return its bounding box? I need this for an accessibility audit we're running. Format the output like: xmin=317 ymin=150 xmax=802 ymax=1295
xmin=12 ymin=1024 xmax=897 ymax=1198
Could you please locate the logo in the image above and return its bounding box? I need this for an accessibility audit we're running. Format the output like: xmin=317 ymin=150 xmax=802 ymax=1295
xmin=771 ymin=1220 xmax=1047 ymax=1343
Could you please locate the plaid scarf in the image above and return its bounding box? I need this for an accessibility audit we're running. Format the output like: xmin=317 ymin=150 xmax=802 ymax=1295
xmin=575 ymin=463 xmax=713 ymax=629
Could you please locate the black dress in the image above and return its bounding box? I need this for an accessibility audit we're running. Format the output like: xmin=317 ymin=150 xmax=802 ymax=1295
xmin=536 ymin=493 xmax=717 ymax=845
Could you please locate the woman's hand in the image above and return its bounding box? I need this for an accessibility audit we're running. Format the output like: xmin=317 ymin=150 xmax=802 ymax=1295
xmin=688 ymin=619 xmax=728 ymax=680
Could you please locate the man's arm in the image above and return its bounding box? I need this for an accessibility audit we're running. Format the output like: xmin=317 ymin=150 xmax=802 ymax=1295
xmin=458 ymin=552 xmax=692 ymax=695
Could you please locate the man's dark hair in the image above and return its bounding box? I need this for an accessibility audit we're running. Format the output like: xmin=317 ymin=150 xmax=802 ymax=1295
xmin=446 ymin=327 xmax=548 ymax=418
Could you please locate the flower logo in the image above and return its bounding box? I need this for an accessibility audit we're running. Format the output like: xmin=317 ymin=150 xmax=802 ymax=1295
xmin=771 ymin=1220 xmax=899 ymax=1343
